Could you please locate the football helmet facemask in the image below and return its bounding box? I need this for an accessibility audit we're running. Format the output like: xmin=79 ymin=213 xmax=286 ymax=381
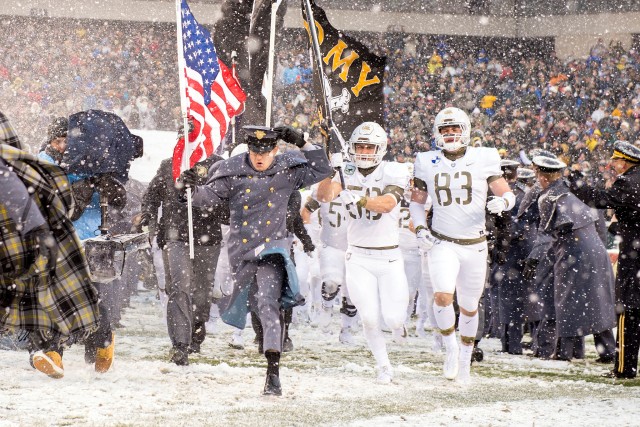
xmin=433 ymin=107 xmax=471 ymax=152
xmin=348 ymin=122 xmax=387 ymax=168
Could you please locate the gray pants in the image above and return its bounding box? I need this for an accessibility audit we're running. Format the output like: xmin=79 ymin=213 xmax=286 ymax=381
xmin=164 ymin=242 xmax=220 ymax=347
xmin=253 ymin=254 xmax=286 ymax=354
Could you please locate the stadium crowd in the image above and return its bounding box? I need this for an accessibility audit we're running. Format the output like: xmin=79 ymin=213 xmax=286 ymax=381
xmin=1 ymin=16 xmax=639 ymax=187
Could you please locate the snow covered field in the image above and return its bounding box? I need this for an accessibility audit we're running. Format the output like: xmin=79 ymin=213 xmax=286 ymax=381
xmin=2 ymin=290 xmax=640 ymax=427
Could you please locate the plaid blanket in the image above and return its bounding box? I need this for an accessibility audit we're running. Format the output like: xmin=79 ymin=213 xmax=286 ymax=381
xmin=0 ymin=144 xmax=99 ymax=344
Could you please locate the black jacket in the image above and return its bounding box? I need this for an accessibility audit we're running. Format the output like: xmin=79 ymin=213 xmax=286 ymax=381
xmin=568 ymin=166 xmax=640 ymax=307
xmin=142 ymin=156 xmax=225 ymax=247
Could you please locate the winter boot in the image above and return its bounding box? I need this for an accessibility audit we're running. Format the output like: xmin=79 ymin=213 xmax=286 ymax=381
xmin=32 ymin=350 xmax=64 ymax=379
xmin=95 ymin=333 xmax=115 ymax=373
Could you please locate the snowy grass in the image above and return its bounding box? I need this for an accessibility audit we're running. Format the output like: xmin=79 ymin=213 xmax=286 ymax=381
xmin=1 ymin=291 xmax=639 ymax=427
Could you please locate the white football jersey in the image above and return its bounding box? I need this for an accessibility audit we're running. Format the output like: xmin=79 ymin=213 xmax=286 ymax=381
xmin=414 ymin=146 xmax=502 ymax=240
xmin=310 ymin=186 xmax=348 ymax=251
xmin=398 ymin=195 xmax=418 ymax=252
xmin=335 ymin=161 xmax=409 ymax=248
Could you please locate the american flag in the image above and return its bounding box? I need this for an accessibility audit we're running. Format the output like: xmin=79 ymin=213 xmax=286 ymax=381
xmin=173 ymin=0 xmax=246 ymax=180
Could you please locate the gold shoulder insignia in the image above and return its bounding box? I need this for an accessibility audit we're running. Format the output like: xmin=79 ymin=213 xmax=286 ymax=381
xmin=196 ymin=165 xmax=207 ymax=177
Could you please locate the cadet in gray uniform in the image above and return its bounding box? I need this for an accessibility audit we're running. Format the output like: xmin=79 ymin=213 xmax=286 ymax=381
xmin=528 ymin=156 xmax=616 ymax=360
xmin=181 ymin=125 xmax=331 ymax=396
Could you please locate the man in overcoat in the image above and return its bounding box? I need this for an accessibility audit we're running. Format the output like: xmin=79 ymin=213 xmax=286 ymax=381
xmin=528 ymin=155 xmax=616 ymax=361
xmin=567 ymin=141 xmax=640 ymax=378
xmin=181 ymin=125 xmax=331 ymax=395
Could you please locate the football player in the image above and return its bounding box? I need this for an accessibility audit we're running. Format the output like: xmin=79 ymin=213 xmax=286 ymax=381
xmin=303 ymin=186 xmax=358 ymax=344
xmin=398 ymin=164 xmax=429 ymax=337
xmin=410 ymin=107 xmax=515 ymax=383
xmin=317 ymin=122 xmax=410 ymax=384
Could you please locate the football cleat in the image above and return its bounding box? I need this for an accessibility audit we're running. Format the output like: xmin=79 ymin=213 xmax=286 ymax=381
xmin=339 ymin=327 xmax=355 ymax=345
xmin=376 ymin=365 xmax=393 ymax=384
xmin=32 ymin=350 xmax=64 ymax=379
xmin=391 ymin=326 xmax=408 ymax=345
xmin=316 ymin=306 xmax=333 ymax=333
xmin=456 ymin=360 xmax=472 ymax=385
xmin=443 ymin=342 xmax=459 ymax=380
xmin=229 ymin=332 xmax=245 ymax=350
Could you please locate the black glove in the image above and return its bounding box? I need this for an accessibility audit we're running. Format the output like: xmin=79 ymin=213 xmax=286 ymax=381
xmin=275 ymin=126 xmax=306 ymax=148
xmin=522 ymin=258 xmax=539 ymax=280
xmin=26 ymin=225 xmax=58 ymax=271
xmin=177 ymin=169 xmax=198 ymax=200
xmin=494 ymin=250 xmax=507 ymax=265
xmin=300 ymin=237 xmax=315 ymax=254
xmin=180 ymin=169 xmax=198 ymax=189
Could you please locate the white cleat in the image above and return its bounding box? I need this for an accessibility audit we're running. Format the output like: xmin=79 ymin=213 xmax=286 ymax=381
xmin=228 ymin=332 xmax=244 ymax=350
xmin=391 ymin=326 xmax=408 ymax=345
xmin=415 ymin=318 xmax=427 ymax=337
xmin=456 ymin=360 xmax=472 ymax=385
xmin=338 ymin=327 xmax=355 ymax=345
xmin=443 ymin=342 xmax=460 ymax=380
xmin=316 ymin=306 xmax=333 ymax=332
xmin=376 ymin=365 xmax=393 ymax=384
xmin=416 ymin=326 xmax=428 ymax=339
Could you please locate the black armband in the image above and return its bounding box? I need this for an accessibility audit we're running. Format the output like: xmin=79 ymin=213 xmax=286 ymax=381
xmin=304 ymin=197 xmax=321 ymax=213
xmin=382 ymin=185 xmax=404 ymax=203
xmin=413 ymin=177 xmax=428 ymax=191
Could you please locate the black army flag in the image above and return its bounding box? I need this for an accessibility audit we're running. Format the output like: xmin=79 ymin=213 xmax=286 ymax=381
xmin=301 ymin=0 xmax=386 ymax=147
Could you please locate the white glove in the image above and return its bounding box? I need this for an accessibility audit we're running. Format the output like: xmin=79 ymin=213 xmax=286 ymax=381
xmin=339 ymin=189 xmax=358 ymax=205
xmin=487 ymin=196 xmax=508 ymax=214
xmin=330 ymin=153 xmax=344 ymax=168
xmin=339 ymin=190 xmax=362 ymax=218
xmin=416 ymin=226 xmax=440 ymax=251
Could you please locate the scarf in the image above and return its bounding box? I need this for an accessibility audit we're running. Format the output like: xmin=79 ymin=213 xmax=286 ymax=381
xmin=0 ymin=144 xmax=99 ymax=344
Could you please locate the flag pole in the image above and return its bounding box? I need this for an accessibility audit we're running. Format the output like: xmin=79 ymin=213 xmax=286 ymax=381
xmin=176 ymin=0 xmax=195 ymax=259
xmin=265 ymin=0 xmax=282 ymax=127
xmin=302 ymin=0 xmax=346 ymax=188
xmin=231 ymin=50 xmax=238 ymax=149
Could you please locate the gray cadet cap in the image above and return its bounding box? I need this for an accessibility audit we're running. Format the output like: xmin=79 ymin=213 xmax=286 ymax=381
xmin=532 ymin=155 xmax=567 ymax=172
xmin=516 ymin=168 xmax=535 ymax=179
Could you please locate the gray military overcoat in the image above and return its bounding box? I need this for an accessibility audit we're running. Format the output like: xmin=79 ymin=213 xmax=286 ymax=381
xmin=537 ymin=179 xmax=616 ymax=337
xmin=190 ymin=147 xmax=331 ymax=327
